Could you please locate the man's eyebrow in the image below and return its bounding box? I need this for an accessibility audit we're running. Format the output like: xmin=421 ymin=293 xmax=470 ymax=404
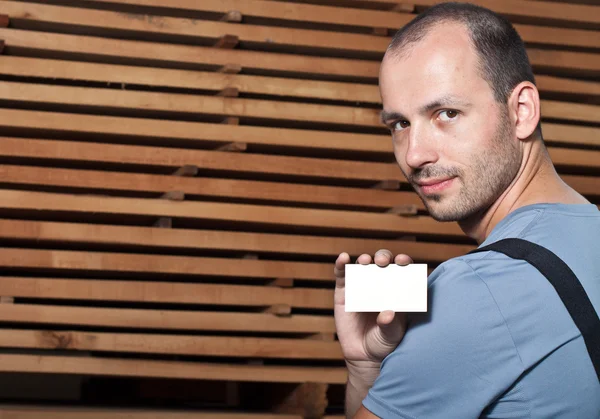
xmin=380 ymin=110 xmax=406 ymax=125
xmin=380 ymin=96 xmax=471 ymax=125
xmin=419 ymin=95 xmax=472 ymax=114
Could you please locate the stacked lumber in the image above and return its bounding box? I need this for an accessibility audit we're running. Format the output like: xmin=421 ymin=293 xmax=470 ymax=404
xmin=0 ymin=0 xmax=597 ymax=417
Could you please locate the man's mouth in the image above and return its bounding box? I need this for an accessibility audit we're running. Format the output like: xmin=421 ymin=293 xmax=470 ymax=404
xmin=415 ymin=177 xmax=456 ymax=195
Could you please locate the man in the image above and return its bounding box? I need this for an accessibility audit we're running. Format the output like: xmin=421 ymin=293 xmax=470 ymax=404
xmin=334 ymin=3 xmax=600 ymax=418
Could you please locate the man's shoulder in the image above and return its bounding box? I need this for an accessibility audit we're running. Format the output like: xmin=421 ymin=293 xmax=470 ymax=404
xmin=430 ymin=203 xmax=600 ymax=290
xmin=423 ymin=255 xmax=519 ymax=329
xmin=428 ymin=251 xmax=518 ymax=289
xmin=428 ymin=220 xmax=593 ymax=370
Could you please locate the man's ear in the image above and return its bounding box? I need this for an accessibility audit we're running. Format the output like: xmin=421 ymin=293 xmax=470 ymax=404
xmin=508 ymin=81 xmax=541 ymax=141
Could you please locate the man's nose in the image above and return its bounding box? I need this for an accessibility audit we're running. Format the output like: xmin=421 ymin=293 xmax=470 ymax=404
xmin=404 ymin=123 xmax=439 ymax=170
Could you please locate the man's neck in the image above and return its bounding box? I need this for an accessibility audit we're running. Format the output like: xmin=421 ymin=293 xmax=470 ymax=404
xmin=459 ymin=142 xmax=590 ymax=245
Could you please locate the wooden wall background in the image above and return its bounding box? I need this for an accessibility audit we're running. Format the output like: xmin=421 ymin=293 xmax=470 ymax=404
xmin=0 ymin=0 xmax=597 ymax=417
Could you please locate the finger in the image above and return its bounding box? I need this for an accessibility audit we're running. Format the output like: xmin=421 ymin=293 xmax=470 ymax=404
xmin=374 ymin=249 xmax=394 ymax=267
xmin=377 ymin=310 xmax=395 ymax=326
xmin=376 ymin=311 xmax=407 ymax=346
xmin=356 ymin=253 xmax=372 ymax=265
xmin=394 ymin=254 xmax=414 ymax=266
xmin=334 ymin=252 xmax=350 ymax=283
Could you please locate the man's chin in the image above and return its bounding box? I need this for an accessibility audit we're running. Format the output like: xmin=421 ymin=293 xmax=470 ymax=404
xmin=426 ymin=202 xmax=482 ymax=223
xmin=428 ymin=210 xmax=460 ymax=222
xmin=423 ymin=199 xmax=464 ymax=222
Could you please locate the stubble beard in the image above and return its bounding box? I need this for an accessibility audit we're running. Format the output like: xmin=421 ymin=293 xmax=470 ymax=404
xmin=409 ymin=106 xmax=521 ymax=222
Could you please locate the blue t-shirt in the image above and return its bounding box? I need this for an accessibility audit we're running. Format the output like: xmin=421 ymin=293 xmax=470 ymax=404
xmin=363 ymin=203 xmax=600 ymax=418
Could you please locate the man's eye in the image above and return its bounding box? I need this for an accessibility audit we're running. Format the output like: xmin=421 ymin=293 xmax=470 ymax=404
xmin=439 ymin=110 xmax=459 ymax=122
xmin=392 ymin=120 xmax=410 ymax=131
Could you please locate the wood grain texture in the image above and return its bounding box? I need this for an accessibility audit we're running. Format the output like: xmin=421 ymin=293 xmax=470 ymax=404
xmin=549 ymin=148 xmax=600 ymax=170
xmin=48 ymin=0 xmax=600 ymax=48
xmin=2 ymin=58 xmax=599 ymax=106
xmin=0 ymin=277 xmax=333 ymax=309
xmin=0 ymin=137 xmax=399 ymax=182
xmin=0 ymin=219 xmax=474 ymax=261
xmin=79 ymin=0 xmax=410 ymax=29
xmin=321 ymin=0 xmax=600 ymax=26
xmin=1 ymin=81 xmax=598 ymax=126
xmin=0 ymin=354 xmax=348 ymax=383
xmin=0 ymin=303 xmax=336 ymax=332
xmin=0 ymin=190 xmax=465 ymax=236
xmin=0 ymin=1 xmax=393 ymax=55
xmin=0 ymin=164 xmax=425 ymax=210
xmin=0 ymin=28 xmax=597 ymax=81
xmin=0 ymin=114 xmax=596 ymax=173
xmin=0 ymin=81 xmax=383 ymax=128
xmin=2 ymin=0 xmax=598 ymax=56
xmin=0 ymin=329 xmax=345 ymax=359
xmin=0 ymin=28 xmax=380 ymax=80
xmin=0 ymin=247 xmax=334 ymax=281
xmin=2 ymin=108 xmax=597 ymax=154
xmin=0 ymin=56 xmax=382 ymax=103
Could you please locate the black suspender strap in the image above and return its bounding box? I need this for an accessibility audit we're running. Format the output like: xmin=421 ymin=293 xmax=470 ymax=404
xmin=469 ymin=238 xmax=600 ymax=382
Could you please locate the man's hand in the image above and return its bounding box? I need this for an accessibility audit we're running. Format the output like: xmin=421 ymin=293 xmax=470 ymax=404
xmin=335 ymin=249 xmax=412 ymax=364
xmin=334 ymin=249 xmax=413 ymax=418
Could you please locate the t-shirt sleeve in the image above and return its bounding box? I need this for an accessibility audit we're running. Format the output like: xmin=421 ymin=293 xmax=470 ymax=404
xmin=362 ymin=260 xmax=524 ymax=419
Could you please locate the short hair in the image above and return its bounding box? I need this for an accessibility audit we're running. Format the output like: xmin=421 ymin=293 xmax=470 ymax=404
xmin=387 ymin=2 xmax=542 ymax=136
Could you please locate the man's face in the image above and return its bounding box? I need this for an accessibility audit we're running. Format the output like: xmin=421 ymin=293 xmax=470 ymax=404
xmin=379 ymin=23 xmax=521 ymax=222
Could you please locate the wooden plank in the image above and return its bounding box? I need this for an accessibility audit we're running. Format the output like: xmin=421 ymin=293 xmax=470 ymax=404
xmin=542 ymin=123 xmax=600 ymax=147
xmin=0 ymin=137 xmax=399 ymax=183
xmin=0 ymin=56 xmax=381 ymax=103
xmin=0 ymin=190 xmax=465 ymax=237
xmin=0 ymin=304 xmax=336 ymax=332
xmin=562 ymin=174 xmax=600 ymax=196
xmin=0 ymin=115 xmax=595 ymax=181
xmin=0 ymin=1 xmax=393 ymax=56
xmin=2 ymin=58 xmax=598 ymax=108
xmin=0 ymin=109 xmax=394 ymax=156
xmin=536 ymin=75 xmax=600 ymax=100
xmin=0 ymin=28 xmax=597 ymax=81
xmin=0 ymin=250 xmax=437 ymax=284
xmin=67 ymin=0 xmax=600 ymax=52
xmin=527 ymin=0 xmax=598 ymax=5
xmin=527 ymin=48 xmax=600 ymax=76
xmin=0 ymin=248 xmax=335 ymax=281
xmin=331 ymin=0 xmax=600 ymax=27
xmin=0 ymin=28 xmax=380 ymax=81
xmin=0 ymin=219 xmax=475 ymax=262
xmin=0 ymin=81 xmax=383 ymax=128
xmin=0 ymin=136 xmax=594 ymax=191
xmin=0 ymin=406 xmax=303 ymax=419
xmin=541 ymin=100 xmax=600 ymax=124
xmin=0 ymin=329 xmax=345 ymax=360
xmin=549 ymin=148 xmax=600 ymax=169
xmin=78 ymin=0 xmax=409 ymax=30
xmin=513 ymin=22 xmax=600 ymax=49
xmin=0 ymin=165 xmax=425 ymax=211
xmin=1 ymin=81 xmax=598 ymax=130
xmin=7 ymin=164 xmax=591 ymax=220
xmin=0 ymin=354 xmax=348 ymax=383
xmin=0 ymin=277 xmax=333 ymax=310
xmin=3 ymin=1 xmax=597 ymax=56
xmin=0 ymin=135 xmax=595 ymax=185
xmin=79 ymin=0 xmax=600 ymax=30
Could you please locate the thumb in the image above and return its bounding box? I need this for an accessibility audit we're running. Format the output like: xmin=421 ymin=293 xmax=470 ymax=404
xmin=377 ymin=310 xmax=406 ymax=344
xmin=365 ymin=311 xmax=406 ymax=360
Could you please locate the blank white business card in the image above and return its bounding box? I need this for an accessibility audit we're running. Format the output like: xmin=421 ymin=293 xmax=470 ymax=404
xmin=345 ymin=263 xmax=428 ymax=312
